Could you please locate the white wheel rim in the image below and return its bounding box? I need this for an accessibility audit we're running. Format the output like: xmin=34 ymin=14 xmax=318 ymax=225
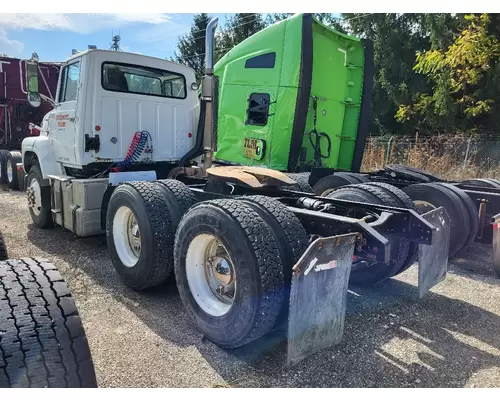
xmin=185 ymin=234 xmax=236 ymax=317
xmin=7 ymin=164 xmax=12 ymax=182
xmin=113 ymin=206 xmax=141 ymax=268
xmin=27 ymin=176 xmax=42 ymax=216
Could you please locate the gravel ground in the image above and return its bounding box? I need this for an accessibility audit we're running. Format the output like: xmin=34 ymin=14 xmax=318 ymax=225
xmin=1 ymin=187 xmax=500 ymax=388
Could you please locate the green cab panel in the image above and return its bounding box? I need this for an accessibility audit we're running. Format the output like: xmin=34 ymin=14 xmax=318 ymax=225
xmin=213 ymin=13 xmax=369 ymax=173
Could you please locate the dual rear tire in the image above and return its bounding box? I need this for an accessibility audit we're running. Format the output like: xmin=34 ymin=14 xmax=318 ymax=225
xmin=106 ymin=180 xmax=309 ymax=348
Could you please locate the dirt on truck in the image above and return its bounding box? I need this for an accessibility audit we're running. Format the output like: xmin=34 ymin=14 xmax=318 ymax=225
xmin=0 ymin=13 xmax=499 ymax=388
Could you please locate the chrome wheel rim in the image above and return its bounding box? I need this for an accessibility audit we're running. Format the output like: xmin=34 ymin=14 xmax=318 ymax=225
xmin=113 ymin=206 xmax=141 ymax=267
xmin=7 ymin=163 xmax=13 ymax=183
xmin=185 ymin=234 xmax=236 ymax=317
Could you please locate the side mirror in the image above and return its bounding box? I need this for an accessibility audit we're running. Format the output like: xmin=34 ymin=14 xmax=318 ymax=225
xmin=26 ymin=61 xmax=40 ymax=108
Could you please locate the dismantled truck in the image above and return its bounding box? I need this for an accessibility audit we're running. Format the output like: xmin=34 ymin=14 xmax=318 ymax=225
xmin=13 ymin=14 xmax=453 ymax=369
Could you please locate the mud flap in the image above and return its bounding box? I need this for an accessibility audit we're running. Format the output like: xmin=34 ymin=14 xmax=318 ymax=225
xmin=418 ymin=206 xmax=450 ymax=298
xmin=286 ymin=233 xmax=358 ymax=368
xmin=492 ymin=213 xmax=500 ymax=278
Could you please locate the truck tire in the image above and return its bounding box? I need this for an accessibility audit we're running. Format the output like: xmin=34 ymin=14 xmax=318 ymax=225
xmin=388 ymin=164 xmax=443 ymax=182
xmin=434 ymin=182 xmax=479 ymax=251
xmin=0 ymin=230 xmax=7 ymax=261
xmin=6 ymin=151 xmax=22 ymax=190
xmin=240 ymin=195 xmax=309 ymax=325
xmin=384 ymin=165 xmax=432 ymax=183
xmin=460 ymin=178 xmax=500 ymax=189
xmin=0 ymin=258 xmax=97 ymax=388
xmin=312 ymin=172 xmax=367 ymax=196
xmin=26 ymin=164 xmax=54 ymax=229
xmin=174 ymin=199 xmax=285 ymax=348
xmin=403 ymin=183 xmax=470 ymax=257
xmin=285 ymin=172 xmax=313 ymax=193
xmin=0 ymin=150 xmax=8 ymax=185
xmin=106 ymin=181 xmax=176 ymax=290
xmin=327 ymin=184 xmax=412 ymax=285
xmin=363 ymin=182 xmax=419 ymax=275
xmin=154 ymin=179 xmax=197 ymax=227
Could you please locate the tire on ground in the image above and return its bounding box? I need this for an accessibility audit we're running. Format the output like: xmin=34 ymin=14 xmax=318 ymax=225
xmin=0 ymin=258 xmax=97 ymax=388
xmin=312 ymin=172 xmax=367 ymax=196
xmin=106 ymin=181 xmax=176 ymax=290
xmin=26 ymin=164 xmax=54 ymax=229
xmin=6 ymin=151 xmax=22 ymax=190
xmin=403 ymin=183 xmax=470 ymax=257
xmin=362 ymin=182 xmax=419 ymax=275
xmin=0 ymin=150 xmax=9 ymax=185
xmin=284 ymin=172 xmax=313 ymax=193
xmin=174 ymin=199 xmax=285 ymax=348
xmin=240 ymin=195 xmax=309 ymax=325
xmin=0 ymin=229 xmax=7 ymax=261
xmin=434 ymin=182 xmax=479 ymax=251
xmin=327 ymin=184 xmax=412 ymax=285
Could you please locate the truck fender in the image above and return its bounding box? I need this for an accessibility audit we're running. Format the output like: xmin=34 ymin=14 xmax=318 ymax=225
xmin=22 ymin=136 xmax=64 ymax=182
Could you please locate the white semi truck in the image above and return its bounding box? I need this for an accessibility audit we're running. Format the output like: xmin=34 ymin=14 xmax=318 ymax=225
xmin=19 ymin=15 xmax=450 ymax=367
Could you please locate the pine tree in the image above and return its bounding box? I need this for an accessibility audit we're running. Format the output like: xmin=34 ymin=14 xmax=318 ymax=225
xmin=218 ymin=14 xmax=266 ymax=51
xmin=173 ymin=13 xmax=212 ymax=82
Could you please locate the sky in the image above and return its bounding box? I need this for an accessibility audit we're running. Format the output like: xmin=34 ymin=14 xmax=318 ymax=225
xmin=0 ymin=13 xmax=233 ymax=62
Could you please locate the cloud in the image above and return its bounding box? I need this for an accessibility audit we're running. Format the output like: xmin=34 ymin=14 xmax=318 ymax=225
xmin=0 ymin=28 xmax=23 ymax=56
xmin=0 ymin=13 xmax=171 ymax=34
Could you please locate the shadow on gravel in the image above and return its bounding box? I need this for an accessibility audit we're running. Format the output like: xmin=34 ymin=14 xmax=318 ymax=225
xmin=450 ymin=243 xmax=499 ymax=280
xmin=27 ymin=225 xmax=500 ymax=388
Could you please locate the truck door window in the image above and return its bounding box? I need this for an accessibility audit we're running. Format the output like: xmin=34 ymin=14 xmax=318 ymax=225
xmin=246 ymin=93 xmax=270 ymax=126
xmin=59 ymin=61 xmax=81 ymax=103
xmin=102 ymin=62 xmax=186 ymax=99
xmin=245 ymin=52 xmax=276 ymax=69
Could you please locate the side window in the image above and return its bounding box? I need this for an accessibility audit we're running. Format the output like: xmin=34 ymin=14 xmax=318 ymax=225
xmin=246 ymin=93 xmax=270 ymax=126
xmin=245 ymin=52 xmax=276 ymax=69
xmin=59 ymin=62 xmax=81 ymax=103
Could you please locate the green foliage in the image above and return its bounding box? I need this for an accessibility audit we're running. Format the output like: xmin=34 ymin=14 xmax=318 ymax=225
xmin=397 ymin=14 xmax=500 ymax=132
xmin=218 ymin=13 xmax=266 ymax=50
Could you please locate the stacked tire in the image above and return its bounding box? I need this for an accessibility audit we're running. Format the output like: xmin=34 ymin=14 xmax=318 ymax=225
xmin=0 ymin=258 xmax=97 ymax=388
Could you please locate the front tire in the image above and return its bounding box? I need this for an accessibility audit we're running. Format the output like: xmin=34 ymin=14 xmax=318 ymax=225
xmin=174 ymin=199 xmax=285 ymax=348
xmin=26 ymin=164 xmax=53 ymax=229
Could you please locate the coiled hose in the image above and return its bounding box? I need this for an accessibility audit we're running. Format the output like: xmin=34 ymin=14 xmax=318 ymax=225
xmin=111 ymin=131 xmax=151 ymax=172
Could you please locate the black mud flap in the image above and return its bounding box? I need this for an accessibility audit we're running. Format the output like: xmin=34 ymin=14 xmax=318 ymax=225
xmin=286 ymin=233 xmax=358 ymax=368
xmin=418 ymin=206 xmax=450 ymax=298
xmin=492 ymin=213 xmax=500 ymax=278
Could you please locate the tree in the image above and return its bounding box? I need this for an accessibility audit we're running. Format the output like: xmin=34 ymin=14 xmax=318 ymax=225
xmin=218 ymin=14 xmax=266 ymax=51
xmin=396 ymin=14 xmax=500 ymax=133
xmin=173 ymin=13 xmax=213 ymax=82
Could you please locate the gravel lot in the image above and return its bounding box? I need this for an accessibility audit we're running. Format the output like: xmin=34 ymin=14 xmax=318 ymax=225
xmin=1 ymin=187 xmax=500 ymax=388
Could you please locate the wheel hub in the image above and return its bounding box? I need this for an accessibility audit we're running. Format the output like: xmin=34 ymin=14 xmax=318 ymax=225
xmin=127 ymin=214 xmax=141 ymax=257
xmin=185 ymin=234 xmax=237 ymax=317
xmin=27 ymin=178 xmax=42 ymax=216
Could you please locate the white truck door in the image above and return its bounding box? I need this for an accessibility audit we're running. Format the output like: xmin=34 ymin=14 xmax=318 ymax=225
xmin=48 ymin=59 xmax=81 ymax=167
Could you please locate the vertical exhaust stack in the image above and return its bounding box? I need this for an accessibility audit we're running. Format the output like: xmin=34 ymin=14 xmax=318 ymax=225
xmin=201 ymin=17 xmax=218 ymax=169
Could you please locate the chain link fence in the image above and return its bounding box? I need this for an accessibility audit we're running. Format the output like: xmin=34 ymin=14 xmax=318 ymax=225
xmin=361 ymin=134 xmax=500 ymax=180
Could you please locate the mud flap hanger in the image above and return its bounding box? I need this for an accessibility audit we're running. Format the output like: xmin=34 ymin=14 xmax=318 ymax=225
xmin=286 ymin=206 xmax=450 ymax=368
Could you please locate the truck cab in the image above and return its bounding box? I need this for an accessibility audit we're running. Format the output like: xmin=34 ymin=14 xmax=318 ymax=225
xmin=22 ymin=49 xmax=200 ymax=180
